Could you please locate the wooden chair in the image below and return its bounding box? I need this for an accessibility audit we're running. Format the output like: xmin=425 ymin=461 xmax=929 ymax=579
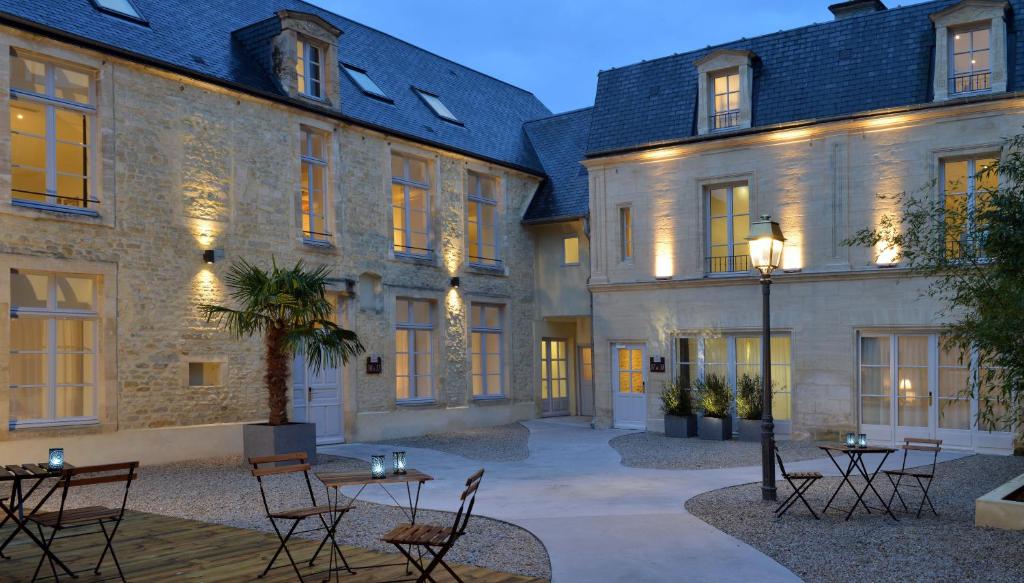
xmin=381 ymin=468 xmax=484 ymax=583
xmin=883 ymin=437 xmax=942 ymax=518
xmin=774 ymin=443 xmax=822 ymax=519
xmin=249 ymin=452 xmax=352 ymax=581
xmin=25 ymin=461 xmax=139 ymax=582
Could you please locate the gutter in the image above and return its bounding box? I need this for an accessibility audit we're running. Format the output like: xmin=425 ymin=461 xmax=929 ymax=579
xmin=521 ymin=213 xmax=587 ymax=226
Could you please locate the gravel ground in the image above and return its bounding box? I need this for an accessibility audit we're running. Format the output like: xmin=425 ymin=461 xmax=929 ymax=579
xmin=686 ymin=454 xmax=1024 ymax=583
xmin=45 ymin=455 xmax=550 ymax=579
xmin=370 ymin=422 xmax=530 ymax=462
xmin=611 ymin=432 xmax=827 ymax=469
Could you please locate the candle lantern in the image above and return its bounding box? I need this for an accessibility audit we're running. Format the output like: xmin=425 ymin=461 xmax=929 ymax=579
xmin=845 ymin=432 xmax=857 ymax=448
xmin=392 ymin=451 xmax=407 ymax=475
xmin=857 ymin=433 xmax=868 ymax=448
xmin=48 ymin=448 xmax=64 ymax=471
xmin=370 ymin=455 xmax=386 ymax=479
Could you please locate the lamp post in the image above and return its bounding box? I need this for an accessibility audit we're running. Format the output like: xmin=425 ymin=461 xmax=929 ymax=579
xmin=746 ymin=214 xmax=785 ymax=502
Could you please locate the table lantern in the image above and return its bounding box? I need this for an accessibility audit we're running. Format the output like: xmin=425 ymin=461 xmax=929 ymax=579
xmin=857 ymin=433 xmax=868 ymax=448
xmin=845 ymin=432 xmax=857 ymax=448
xmin=48 ymin=448 xmax=64 ymax=471
xmin=371 ymin=455 xmax=387 ymax=479
xmin=393 ymin=451 xmax=407 ymax=475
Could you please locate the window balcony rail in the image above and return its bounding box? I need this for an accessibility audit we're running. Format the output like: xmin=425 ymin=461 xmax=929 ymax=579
xmin=467 ymin=255 xmax=503 ymax=269
xmin=394 ymin=244 xmax=434 ymax=258
xmin=710 ymin=110 xmax=740 ymax=131
xmin=949 ymin=71 xmax=991 ymax=96
xmin=13 ymin=189 xmax=99 ymax=207
xmin=302 ymin=230 xmax=334 ymax=245
xmin=945 ymin=237 xmax=988 ymax=261
xmin=705 ymin=254 xmax=750 ymax=274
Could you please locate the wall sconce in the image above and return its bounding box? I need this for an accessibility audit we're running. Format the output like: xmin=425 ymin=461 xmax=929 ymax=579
xmin=450 ymin=276 xmax=460 ymax=288
xmin=48 ymin=447 xmax=64 ymax=471
xmin=392 ymin=451 xmax=407 ymax=475
xmin=370 ymin=455 xmax=386 ymax=479
xmin=203 ymin=249 xmax=216 ymax=264
xmin=845 ymin=432 xmax=857 ymax=448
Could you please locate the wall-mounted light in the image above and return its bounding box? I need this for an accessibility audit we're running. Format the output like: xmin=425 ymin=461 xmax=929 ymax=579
xmin=450 ymin=276 xmax=460 ymax=288
xmin=203 ymin=249 xmax=216 ymax=264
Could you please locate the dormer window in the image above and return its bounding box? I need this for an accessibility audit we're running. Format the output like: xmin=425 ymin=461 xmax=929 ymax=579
xmin=930 ymin=1 xmax=1008 ymax=102
xmin=296 ymin=38 xmax=322 ymax=99
xmin=950 ymin=25 xmax=991 ymax=95
xmin=695 ymin=49 xmax=754 ymax=136
xmin=710 ymin=70 xmax=741 ymax=130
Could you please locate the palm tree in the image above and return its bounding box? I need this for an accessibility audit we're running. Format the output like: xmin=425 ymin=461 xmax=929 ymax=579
xmin=199 ymin=258 xmax=364 ymax=426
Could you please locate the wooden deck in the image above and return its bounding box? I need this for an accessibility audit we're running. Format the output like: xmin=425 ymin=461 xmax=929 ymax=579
xmin=0 ymin=511 xmax=547 ymax=582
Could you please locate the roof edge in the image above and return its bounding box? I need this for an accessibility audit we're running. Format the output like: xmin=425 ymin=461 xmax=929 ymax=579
xmin=521 ymin=212 xmax=587 ymax=226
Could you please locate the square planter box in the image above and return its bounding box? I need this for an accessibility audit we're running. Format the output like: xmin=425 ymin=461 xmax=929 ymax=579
xmin=698 ymin=415 xmax=732 ymax=441
xmin=664 ymin=414 xmax=697 ymax=438
xmin=242 ymin=422 xmax=317 ymax=465
xmin=737 ymin=418 xmax=761 ymax=442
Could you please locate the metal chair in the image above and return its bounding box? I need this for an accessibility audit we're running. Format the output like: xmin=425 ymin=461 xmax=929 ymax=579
xmin=25 ymin=461 xmax=139 ymax=582
xmin=774 ymin=442 xmax=822 ymax=519
xmin=883 ymin=437 xmax=942 ymax=518
xmin=381 ymin=468 xmax=484 ymax=583
xmin=249 ymin=452 xmax=352 ymax=581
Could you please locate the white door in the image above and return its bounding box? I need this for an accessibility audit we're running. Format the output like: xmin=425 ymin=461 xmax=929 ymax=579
xmin=292 ymin=352 xmax=344 ymax=444
xmin=577 ymin=345 xmax=595 ymax=417
xmin=613 ymin=344 xmax=647 ymax=429
xmin=540 ymin=339 xmax=569 ymax=416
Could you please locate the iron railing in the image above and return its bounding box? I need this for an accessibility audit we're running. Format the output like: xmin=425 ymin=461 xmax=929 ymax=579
xmin=949 ymin=71 xmax=991 ymax=96
xmin=710 ymin=110 xmax=740 ymax=131
xmin=706 ymin=254 xmax=750 ymax=274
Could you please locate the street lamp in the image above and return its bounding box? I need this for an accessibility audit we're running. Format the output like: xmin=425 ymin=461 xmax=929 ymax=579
xmin=746 ymin=214 xmax=785 ymax=502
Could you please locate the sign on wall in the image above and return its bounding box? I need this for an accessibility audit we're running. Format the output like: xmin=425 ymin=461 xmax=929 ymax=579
xmin=649 ymin=356 xmax=666 ymax=373
xmin=366 ymin=355 xmax=382 ymax=375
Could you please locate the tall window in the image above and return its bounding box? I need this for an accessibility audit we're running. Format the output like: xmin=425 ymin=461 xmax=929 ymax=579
xmin=706 ymin=184 xmax=750 ymax=273
xmin=395 ymin=298 xmax=434 ymax=402
xmin=943 ymin=156 xmax=997 ymax=259
xmin=9 ymin=271 xmax=97 ymax=426
xmin=467 ymin=172 xmax=500 ymax=267
xmin=10 ymin=51 xmax=94 ymax=210
xmin=391 ymin=154 xmax=432 ymax=257
xmin=299 ymin=127 xmax=329 ymax=242
xmin=470 ymin=304 xmax=504 ymax=398
xmin=563 ymin=235 xmax=580 ymax=266
xmin=710 ymin=70 xmax=740 ymax=130
xmin=296 ymin=39 xmax=322 ymax=98
xmin=619 ymin=206 xmax=633 ymax=261
xmin=950 ymin=26 xmax=991 ymax=95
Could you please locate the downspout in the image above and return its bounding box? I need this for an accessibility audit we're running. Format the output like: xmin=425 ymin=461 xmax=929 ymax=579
xmin=584 ymin=214 xmax=596 ymax=429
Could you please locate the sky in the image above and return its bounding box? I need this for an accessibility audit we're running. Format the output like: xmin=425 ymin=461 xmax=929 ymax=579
xmin=312 ymin=0 xmax=930 ymax=114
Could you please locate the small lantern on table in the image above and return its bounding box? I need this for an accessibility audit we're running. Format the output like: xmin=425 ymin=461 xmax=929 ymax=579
xmin=370 ymin=455 xmax=387 ymax=479
xmin=392 ymin=451 xmax=407 ymax=475
xmin=48 ymin=448 xmax=64 ymax=471
xmin=845 ymin=432 xmax=857 ymax=448
xmin=857 ymin=434 xmax=868 ymax=448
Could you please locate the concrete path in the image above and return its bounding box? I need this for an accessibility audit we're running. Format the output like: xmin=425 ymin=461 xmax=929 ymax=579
xmin=321 ymin=418 xmax=969 ymax=583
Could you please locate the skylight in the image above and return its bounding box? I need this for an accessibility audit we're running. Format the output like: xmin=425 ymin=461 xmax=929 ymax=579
xmin=416 ymin=89 xmax=459 ymax=123
xmin=92 ymin=0 xmax=144 ymax=21
xmin=344 ymin=65 xmax=390 ymax=100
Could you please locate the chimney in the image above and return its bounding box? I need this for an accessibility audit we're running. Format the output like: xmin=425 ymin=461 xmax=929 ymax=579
xmin=828 ymin=0 xmax=887 ymax=20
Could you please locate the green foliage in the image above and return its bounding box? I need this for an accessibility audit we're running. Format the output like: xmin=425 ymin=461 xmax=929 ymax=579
xmin=845 ymin=134 xmax=1024 ymax=433
xmin=695 ymin=373 xmax=731 ymax=418
xmin=736 ymin=374 xmax=763 ymax=420
xmin=660 ymin=375 xmax=693 ymax=417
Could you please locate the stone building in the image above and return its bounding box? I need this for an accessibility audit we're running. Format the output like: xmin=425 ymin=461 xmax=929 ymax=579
xmin=0 ymin=0 xmax=1019 ymax=462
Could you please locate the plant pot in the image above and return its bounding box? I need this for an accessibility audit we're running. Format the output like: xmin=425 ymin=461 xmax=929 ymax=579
xmin=737 ymin=418 xmax=761 ymax=442
xmin=242 ymin=422 xmax=317 ymax=465
xmin=664 ymin=414 xmax=697 ymax=438
xmin=698 ymin=415 xmax=733 ymax=441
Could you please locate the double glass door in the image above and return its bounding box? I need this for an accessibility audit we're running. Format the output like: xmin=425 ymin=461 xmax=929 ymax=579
xmin=541 ymin=339 xmax=569 ymax=416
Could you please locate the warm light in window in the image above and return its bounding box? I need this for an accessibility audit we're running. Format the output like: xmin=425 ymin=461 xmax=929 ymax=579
xmin=955 ymin=34 xmax=961 ymax=40
xmin=16 ymin=113 xmax=23 ymax=120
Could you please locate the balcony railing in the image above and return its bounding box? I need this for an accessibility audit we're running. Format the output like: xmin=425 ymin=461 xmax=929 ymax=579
xmin=945 ymin=237 xmax=987 ymax=261
xmin=709 ymin=110 xmax=740 ymax=131
xmin=949 ymin=71 xmax=991 ymax=96
xmin=706 ymin=254 xmax=750 ymax=274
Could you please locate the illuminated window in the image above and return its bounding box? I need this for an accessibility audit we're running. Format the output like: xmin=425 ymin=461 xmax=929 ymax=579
xmin=395 ymin=298 xmax=434 ymax=402
xmin=710 ymin=70 xmax=740 ymax=130
xmin=563 ymin=235 xmax=580 ymax=266
xmin=296 ymin=39 xmax=322 ymax=98
xmin=467 ymin=171 xmax=500 ymax=267
xmin=706 ymin=183 xmax=750 ymax=273
xmin=415 ymin=89 xmax=459 ymax=123
xmin=619 ymin=206 xmax=633 ymax=261
xmin=299 ymin=127 xmax=330 ymax=243
xmin=942 ymin=156 xmax=997 ymax=259
xmin=10 ymin=51 xmax=94 ymax=211
xmin=343 ymin=65 xmax=389 ymax=100
xmin=950 ymin=26 xmax=991 ymax=95
xmin=391 ymin=153 xmax=432 ymax=257
xmin=470 ymin=304 xmax=504 ymax=398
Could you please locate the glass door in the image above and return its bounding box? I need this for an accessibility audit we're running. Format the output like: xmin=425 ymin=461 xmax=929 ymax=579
xmin=541 ymin=339 xmax=569 ymax=416
xmin=612 ymin=344 xmax=647 ymax=429
xmin=893 ymin=335 xmax=932 ymax=443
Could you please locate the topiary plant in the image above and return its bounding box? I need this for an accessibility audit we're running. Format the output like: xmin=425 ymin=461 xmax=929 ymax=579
xmin=660 ymin=376 xmax=693 ymax=417
xmin=695 ymin=373 xmax=731 ymax=418
xmin=736 ymin=374 xmax=763 ymax=420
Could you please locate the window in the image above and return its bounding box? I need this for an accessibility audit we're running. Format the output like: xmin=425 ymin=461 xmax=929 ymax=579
xmin=296 ymin=39 xmax=322 ymax=98
xmin=391 ymin=153 xmax=432 ymax=257
xmin=395 ymin=298 xmax=434 ymax=402
xmin=343 ymin=65 xmax=389 ymax=100
xmin=950 ymin=26 xmax=991 ymax=95
xmin=91 ymin=0 xmax=144 ymax=20
xmin=562 ymin=235 xmax=580 ymax=266
xmin=470 ymin=304 xmax=504 ymax=398
xmin=9 ymin=271 xmax=98 ymax=426
xmin=188 ymin=362 xmax=223 ymax=387
xmin=943 ymin=156 xmax=997 ymax=259
xmin=710 ymin=70 xmax=740 ymax=130
xmin=415 ymin=89 xmax=459 ymax=123
xmin=10 ymin=51 xmax=95 ymax=211
xmin=938 ymin=342 xmax=971 ymax=430
xmin=706 ymin=184 xmax=750 ymax=273
xmin=299 ymin=127 xmax=330 ymax=243
xmin=619 ymin=206 xmax=633 ymax=261
xmin=467 ymin=171 xmax=500 ymax=267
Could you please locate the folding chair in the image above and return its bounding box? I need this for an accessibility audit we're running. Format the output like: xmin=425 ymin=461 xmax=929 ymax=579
xmin=381 ymin=468 xmax=484 ymax=583
xmin=774 ymin=443 xmax=822 ymax=519
xmin=249 ymin=452 xmax=352 ymax=581
xmin=25 ymin=461 xmax=139 ymax=582
xmin=884 ymin=437 xmax=942 ymax=518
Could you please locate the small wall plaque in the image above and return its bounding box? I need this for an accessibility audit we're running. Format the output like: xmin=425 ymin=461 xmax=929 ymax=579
xmin=649 ymin=356 xmax=666 ymax=373
xmin=366 ymin=355 xmax=382 ymax=375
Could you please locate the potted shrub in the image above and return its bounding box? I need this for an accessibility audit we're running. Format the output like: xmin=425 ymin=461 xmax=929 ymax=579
xmin=200 ymin=259 xmax=364 ymax=462
xmin=696 ymin=373 xmax=732 ymax=440
xmin=660 ymin=376 xmax=696 ymax=438
xmin=736 ymin=374 xmax=763 ymax=442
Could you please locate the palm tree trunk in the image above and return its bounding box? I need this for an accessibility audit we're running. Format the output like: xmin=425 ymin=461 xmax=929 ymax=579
xmin=265 ymin=323 xmax=290 ymax=426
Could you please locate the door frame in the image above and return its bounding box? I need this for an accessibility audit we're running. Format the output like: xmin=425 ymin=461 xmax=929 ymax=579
xmin=612 ymin=342 xmax=647 ymax=430
xmin=576 ymin=344 xmax=594 ymax=417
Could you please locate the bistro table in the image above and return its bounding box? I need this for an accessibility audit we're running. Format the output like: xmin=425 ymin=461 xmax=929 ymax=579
xmin=819 ymin=445 xmax=899 ymax=521
xmin=315 ymin=469 xmax=434 ymax=581
xmin=0 ymin=463 xmax=75 ymax=577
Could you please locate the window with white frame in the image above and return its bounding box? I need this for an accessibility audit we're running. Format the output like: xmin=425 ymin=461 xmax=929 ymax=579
xmin=943 ymin=156 xmax=997 ymax=259
xmin=9 ymin=270 xmax=98 ymax=426
xmin=706 ymin=183 xmax=750 ymax=274
xmin=467 ymin=171 xmax=500 ymax=267
xmin=296 ymin=38 xmax=322 ymax=99
xmin=391 ymin=153 xmax=432 ymax=257
xmin=619 ymin=206 xmax=633 ymax=261
xmin=470 ymin=303 xmax=504 ymax=398
xmin=10 ymin=50 xmax=95 ymax=210
xmin=562 ymin=234 xmax=580 ymax=266
xmin=950 ymin=25 xmax=991 ymax=95
xmin=299 ymin=127 xmax=330 ymax=243
xmin=395 ymin=298 xmax=434 ymax=402
xmin=710 ymin=70 xmax=740 ymax=130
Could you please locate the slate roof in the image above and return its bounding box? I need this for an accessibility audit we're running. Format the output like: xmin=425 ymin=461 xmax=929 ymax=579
xmin=522 ymin=107 xmax=593 ymax=223
xmin=0 ymin=0 xmax=551 ymax=173
xmin=587 ymin=0 xmax=1024 ymax=156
